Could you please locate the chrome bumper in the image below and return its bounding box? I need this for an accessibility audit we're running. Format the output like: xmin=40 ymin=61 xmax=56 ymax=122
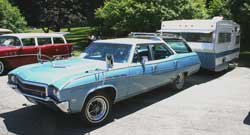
xmin=8 ymin=83 xmax=70 ymax=113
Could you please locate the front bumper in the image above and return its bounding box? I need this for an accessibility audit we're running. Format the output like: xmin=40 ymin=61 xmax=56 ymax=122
xmin=8 ymin=83 xmax=70 ymax=113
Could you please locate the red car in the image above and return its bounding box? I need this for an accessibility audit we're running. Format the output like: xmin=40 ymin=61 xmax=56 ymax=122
xmin=0 ymin=33 xmax=73 ymax=75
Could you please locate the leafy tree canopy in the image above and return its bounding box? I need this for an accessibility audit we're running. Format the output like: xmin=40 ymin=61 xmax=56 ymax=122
xmin=0 ymin=0 xmax=27 ymax=32
xmin=95 ymin=0 xmax=208 ymax=36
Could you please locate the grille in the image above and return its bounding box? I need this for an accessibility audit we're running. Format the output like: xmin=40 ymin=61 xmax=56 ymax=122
xmin=16 ymin=78 xmax=47 ymax=98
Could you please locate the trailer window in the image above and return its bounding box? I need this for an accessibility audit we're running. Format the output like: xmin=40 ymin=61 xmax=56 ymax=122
xmin=181 ymin=33 xmax=212 ymax=43
xmin=218 ymin=33 xmax=231 ymax=43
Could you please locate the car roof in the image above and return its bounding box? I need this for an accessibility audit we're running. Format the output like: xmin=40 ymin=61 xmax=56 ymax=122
xmin=2 ymin=33 xmax=64 ymax=38
xmin=94 ymin=38 xmax=164 ymax=45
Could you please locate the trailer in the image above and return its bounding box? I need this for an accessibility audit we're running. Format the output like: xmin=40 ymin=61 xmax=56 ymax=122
xmin=158 ymin=17 xmax=240 ymax=72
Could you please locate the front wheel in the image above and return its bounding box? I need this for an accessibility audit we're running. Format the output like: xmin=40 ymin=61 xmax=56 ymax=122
xmin=0 ymin=61 xmax=5 ymax=75
xmin=172 ymin=73 xmax=185 ymax=90
xmin=80 ymin=92 xmax=112 ymax=126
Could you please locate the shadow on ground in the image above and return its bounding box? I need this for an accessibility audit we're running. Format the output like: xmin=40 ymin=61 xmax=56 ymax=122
xmin=0 ymin=70 xmax=229 ymax=135
xmin=244 ymin=112 xmax=250 ymax=126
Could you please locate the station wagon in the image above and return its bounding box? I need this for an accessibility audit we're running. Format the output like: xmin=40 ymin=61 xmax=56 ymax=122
xmin=8 ymin=38 xmax=200 ymax=126
xmin=0 ymin=33 xmax=72 ymax=75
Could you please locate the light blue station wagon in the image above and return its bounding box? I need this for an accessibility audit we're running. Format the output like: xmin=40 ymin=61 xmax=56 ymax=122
xmin=8 ymin=38 xmax=200 ymax=125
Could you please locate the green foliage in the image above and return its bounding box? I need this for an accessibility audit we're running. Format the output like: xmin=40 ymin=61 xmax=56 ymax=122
xmin=208 ymin=0 xmax=231 ymax=19
xmin=35 ymin=0 xmax=85 ymax=32
xmin=0 ymin=0 xmax=27 ymax=32
xmin=95 ymin=0 xmax=208 ymax=36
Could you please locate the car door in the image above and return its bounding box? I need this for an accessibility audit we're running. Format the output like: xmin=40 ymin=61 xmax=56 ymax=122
xmin=150 ymin=43 xmax=177 ymax=86
xmin=19 ymin=37 xmax=38 ymax=66
xmin=37 ymin=37 xmax=54 ymax=60
xmin=53 ymin=37 xmax=71 ymax=58
xmin=128 ymin=44 xmax=156 ymax=95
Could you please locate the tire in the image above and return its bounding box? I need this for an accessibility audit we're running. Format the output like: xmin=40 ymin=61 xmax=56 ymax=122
xmin=0 ymin=61 xmax=5 ymax=75
xmin=172 ymin=73 xmax=185 ymax=90
xmin=80 ymin=92 xmax=112 ymax=126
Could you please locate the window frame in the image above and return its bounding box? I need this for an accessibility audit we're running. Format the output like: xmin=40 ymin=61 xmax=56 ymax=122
xmin=37 ymin=37 xmax=52 ymax=46
xmin=53 ymin=37 xmax=65 ymax=44
xmin=21 ymin=38 xmax=36 ymax=46
xmin=132 ymin=43 xmax=174 ymax=63
xmin=218 ymin=32 xmax=232 ymax=44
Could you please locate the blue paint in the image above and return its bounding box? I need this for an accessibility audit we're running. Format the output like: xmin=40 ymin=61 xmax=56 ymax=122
xmin=196 ymin=48 xmax=240 ymax=70
xmin=8 ymin=41 xmax=201 ymax=114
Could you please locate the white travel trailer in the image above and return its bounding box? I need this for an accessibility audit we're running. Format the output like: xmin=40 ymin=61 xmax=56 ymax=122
xmin=158 ymin=17 xmax=240 ymax=72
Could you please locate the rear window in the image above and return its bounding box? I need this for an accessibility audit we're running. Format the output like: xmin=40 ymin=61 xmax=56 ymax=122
xmin=37 ymin=37 xmax=52 ymax=45
xmin=164 ymin=39 xmax=192 ymax=53
xmin=22 ymin=38 xmax=36 ymax=46
xmin=53 ymin=37 xmax=65 ymax=44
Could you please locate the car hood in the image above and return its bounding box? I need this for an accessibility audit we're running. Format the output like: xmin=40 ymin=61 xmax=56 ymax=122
xmin=10 ymin=57 xmax=109 ymax=89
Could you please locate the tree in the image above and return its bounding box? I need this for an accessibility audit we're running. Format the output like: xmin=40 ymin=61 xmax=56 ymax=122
xmin=208 ymin=0 xmax=231 ymax=19
xmin=0 ymin=0 xmax=27 ymax=32
xmin=81 ymin=0 xmax=104 ymax=25
xmin=37 ymin=0 xmax=85 ymax=32
xmin=95 ymin=0 xmax=208 ymax=36
xmin=229 ymin=0 xmax=250 ymax=50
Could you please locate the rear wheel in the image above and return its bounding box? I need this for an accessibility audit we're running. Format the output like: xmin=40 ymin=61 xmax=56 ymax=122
xmin=0 ymin=61 xmax=5 ymax=75
xmin=80 ymin=92 xmax=112 ymax=126
xmin=172 ymin=73 xmax=185 ymax=90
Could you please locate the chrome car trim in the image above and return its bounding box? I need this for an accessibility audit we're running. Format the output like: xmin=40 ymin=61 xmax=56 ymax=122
xmin=16 ymin=77 xmax=48 ymax=97
xmin=0 ymin=53 xmax=70 ymax=60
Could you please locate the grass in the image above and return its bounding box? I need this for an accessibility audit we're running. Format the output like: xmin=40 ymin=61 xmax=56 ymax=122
xmin=27 ymin=27 xmax=96 ymax=55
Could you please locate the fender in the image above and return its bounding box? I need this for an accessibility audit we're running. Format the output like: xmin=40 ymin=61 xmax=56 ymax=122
xmin=80 ymin=84 xmax=118 ymax=111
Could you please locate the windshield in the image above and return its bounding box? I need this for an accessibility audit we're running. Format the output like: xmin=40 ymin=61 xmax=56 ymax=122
xmin=0 ymin=36 xmax=20 ymax=46
xmin=83 ymin=43 xmax=132 ymax=63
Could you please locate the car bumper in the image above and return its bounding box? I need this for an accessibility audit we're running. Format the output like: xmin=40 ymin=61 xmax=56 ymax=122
xmin=8 ymin=83 xmax=70 ymax=113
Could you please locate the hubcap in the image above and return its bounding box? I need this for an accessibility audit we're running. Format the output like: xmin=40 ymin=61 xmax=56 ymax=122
xmin=0 ymin=61 xmax=4 ymax=75
xmin=176 ymin=74 xmax=184 ymax=89
xmin=85 ymin=96 xmax=109 ymax=123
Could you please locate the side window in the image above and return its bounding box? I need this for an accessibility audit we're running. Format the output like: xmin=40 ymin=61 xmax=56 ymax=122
xmin=53 ymin=37 xmax=65 ymax=44
xmin=0 ymin=36 xmax=21 ymax=46
xmin=133 ymin=44 xmax=152 ymax=63
xmin=218 ymin=33 xmax=231 ymax=43
xmin=37 ymin=37 xmax=52 ymax=45
xmin=22 ymin=38 xmax=36 ymax=46
xmin=165 ymin=40 xmax=192 ymax=53
xmin=152 ymin=44 xmax=172 ymax=60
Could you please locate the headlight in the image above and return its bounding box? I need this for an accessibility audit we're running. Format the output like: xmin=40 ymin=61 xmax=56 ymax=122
xmin=48 ymin=85 xmax=60 ymax=100
xmin=8 ymin=75 xmax=16 ymax=84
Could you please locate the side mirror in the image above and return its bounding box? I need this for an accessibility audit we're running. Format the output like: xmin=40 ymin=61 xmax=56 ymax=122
xmin=106 ymin=54 xmax=114 ymax=70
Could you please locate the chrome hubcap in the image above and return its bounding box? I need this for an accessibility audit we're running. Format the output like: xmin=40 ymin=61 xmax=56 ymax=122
xmin=86 ymin=96 xmax=109 ymax=123
xmin=0 ymin=61 xmax=4 ymax=74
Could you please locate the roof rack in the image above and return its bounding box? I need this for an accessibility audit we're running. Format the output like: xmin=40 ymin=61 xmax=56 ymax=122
xmin=129 ymin=32 xmax=158 ymax=37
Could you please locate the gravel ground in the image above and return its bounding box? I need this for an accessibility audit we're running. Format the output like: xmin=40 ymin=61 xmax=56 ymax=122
xmin=0 ymin=67 xmax=249 ymax=135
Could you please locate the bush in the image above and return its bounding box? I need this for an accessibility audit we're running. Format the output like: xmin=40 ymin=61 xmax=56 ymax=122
xmin=0 ymin=0 xmax=27 ymax=32
xmin=95 ymin=0 xmax=208 ymax=37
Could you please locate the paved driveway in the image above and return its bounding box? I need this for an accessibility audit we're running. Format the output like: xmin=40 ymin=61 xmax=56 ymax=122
xmin=0 ymin=67 xmax=249 ymax=135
